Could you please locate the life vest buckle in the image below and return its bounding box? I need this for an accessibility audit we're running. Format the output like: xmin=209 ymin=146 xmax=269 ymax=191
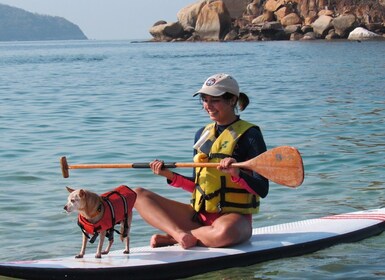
xmin=217 ymin=202 xmax=223 ymax=213
xmin=89 ymin=232 xmax=99 ymax=244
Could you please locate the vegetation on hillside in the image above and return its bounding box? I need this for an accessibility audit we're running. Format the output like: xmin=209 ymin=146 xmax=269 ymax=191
xmin=0 ymin=4 xmax=87 ymax=41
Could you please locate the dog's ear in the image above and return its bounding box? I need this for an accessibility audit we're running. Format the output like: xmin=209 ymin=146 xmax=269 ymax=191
xmin=79 ymin=189 xmax=86 ymax=198
xmin=66 ymin=186 xmax=75 ymax=193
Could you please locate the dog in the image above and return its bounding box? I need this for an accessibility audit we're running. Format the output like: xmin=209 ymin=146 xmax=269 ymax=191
xmin=64 ymin=185 xmax=136 ymax=258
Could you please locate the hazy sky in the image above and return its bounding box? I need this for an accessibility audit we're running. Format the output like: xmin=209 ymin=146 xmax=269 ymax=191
xmin=1 ymin=0 xmax=194 ymax=40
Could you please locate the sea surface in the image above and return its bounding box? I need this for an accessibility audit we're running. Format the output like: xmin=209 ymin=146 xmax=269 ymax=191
xmin=0 ymin=39 xmax=384 ymax=279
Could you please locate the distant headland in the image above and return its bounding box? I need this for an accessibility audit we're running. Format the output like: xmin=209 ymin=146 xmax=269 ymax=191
xmin=149 ymin=0 xmax=385 ymax=41
xmin=0 ymin=4 xmax=87 ymax=41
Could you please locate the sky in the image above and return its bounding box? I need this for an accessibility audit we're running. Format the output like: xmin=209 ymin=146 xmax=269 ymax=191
xmin=0 ymin=0 xmax=194 ymax=40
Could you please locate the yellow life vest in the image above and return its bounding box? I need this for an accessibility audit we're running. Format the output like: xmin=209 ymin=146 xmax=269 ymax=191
xmin=192 ymin=120 xmax=260 ymax=214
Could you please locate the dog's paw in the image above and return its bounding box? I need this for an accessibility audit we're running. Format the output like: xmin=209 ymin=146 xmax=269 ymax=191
xmin=123 ymin=250 xmax=130 ymax=254
xmin=75 ymin=254 xmax=84 ymax=259
xmin=101 ymin=250 xmax=109 ymax=255
xmin=95 ymin=254 xmax=102 ymax=259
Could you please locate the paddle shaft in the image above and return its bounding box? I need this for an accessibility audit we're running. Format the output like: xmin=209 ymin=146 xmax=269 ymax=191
xmin=66 ymin=162 xmax=220 ymax=169
xmin=60 ymin=146 xmax=304 ymax=187
xmin=61 ymin=159 xmax=240 ymax=176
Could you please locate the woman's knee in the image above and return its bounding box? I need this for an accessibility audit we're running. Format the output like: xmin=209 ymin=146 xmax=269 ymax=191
xmin=213 ymin=217 xmax=252 ymax=247
xmin=133 ymin=187 xmax=147 ymax=196
xmin=133 ymin=187 xmax=153 ymax=207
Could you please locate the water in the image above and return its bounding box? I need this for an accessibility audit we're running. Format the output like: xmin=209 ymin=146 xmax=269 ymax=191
xmin=0 ymin=40 xmax=385 ymax=279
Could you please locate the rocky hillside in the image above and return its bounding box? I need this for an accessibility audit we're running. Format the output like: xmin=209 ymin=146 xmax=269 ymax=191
xmin=149 ymin=0 xmax=385 ymax=41
xmin=0 ymin=4 xmax=87 ymax=41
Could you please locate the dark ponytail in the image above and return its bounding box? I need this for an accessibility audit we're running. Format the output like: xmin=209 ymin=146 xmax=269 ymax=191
xmin=220 ymin=92 xmax=250 ymax=112
xmin=238 ymin=92 xmax=249 ymax=111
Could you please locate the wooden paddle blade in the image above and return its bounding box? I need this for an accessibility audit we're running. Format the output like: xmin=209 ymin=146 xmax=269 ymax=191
xmin=60 ymin=156 xmax=69 ymax=178
xmin=239 ymin=146 xmax=304 ymax=188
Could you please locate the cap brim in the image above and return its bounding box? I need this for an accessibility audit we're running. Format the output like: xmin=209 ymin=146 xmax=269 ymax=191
xmin=193 ymin=88 xmax=226 ymax=97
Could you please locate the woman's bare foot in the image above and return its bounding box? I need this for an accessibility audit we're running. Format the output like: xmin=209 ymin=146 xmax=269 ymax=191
xmin=150 ymin=234 xmax=177 ymax=248
xmin=174 ymin=231 xmax=198 ymax=249
xmin=150 ymin=232 xmax=198 ymax=249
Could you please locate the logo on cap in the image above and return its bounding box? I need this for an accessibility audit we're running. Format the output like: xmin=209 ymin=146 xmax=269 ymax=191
xmin=205 ymin=78 xmax=216 ymax=86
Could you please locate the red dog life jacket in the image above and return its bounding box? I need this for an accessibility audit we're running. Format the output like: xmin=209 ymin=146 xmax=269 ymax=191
xmin=77 ymin=185 xmax=137 ymax=243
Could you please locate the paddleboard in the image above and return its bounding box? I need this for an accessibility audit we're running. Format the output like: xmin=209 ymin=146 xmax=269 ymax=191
xmin=1 ymin=208 xmax=385 ymax=280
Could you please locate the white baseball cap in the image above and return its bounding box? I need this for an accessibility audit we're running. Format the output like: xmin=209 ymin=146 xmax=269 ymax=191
xmin=193 ymin=73 xmax=240 ymax=97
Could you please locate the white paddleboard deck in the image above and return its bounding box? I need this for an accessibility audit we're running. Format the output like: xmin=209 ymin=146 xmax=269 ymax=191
xmin=1 ymin=208 xmax=385 ymax=280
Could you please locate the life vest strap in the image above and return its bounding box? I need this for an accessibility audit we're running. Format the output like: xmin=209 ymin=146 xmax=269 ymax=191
xmin=219 ymin=199 xmax=260 ymax=209
xmin=195 ymin=184 xmax=221 ymax=201
xmin=195 ymin=182 xmax=250 ymax=201
xmin=209 ymin=153 xmax=228 ymax=159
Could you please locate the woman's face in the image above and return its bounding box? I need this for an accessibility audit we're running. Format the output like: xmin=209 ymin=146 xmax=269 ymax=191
xmin=201 ymin=94 xmax=236 ymax=125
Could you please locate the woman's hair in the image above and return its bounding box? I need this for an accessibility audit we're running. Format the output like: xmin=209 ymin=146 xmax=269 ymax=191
xmin=222 ymin=92 xmax=249 ymax=112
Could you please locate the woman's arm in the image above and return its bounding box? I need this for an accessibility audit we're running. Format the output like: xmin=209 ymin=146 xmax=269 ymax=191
xmin=231 ymin=126 xmax=269 ymax=198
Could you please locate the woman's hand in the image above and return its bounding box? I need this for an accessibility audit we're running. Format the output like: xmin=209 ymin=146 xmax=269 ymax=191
xmin=218 ymin=157 xmax=240 ymax=178
xmin=150 ymin=159 xmax=175 ymax=180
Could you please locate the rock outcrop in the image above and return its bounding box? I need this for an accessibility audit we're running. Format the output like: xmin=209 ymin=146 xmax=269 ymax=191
xmin=149 ymin=0 xmax=385 ymax=41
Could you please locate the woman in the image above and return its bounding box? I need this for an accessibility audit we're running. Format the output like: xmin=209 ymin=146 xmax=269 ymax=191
xmin=134 ymin=73 xmax=269 ymax=249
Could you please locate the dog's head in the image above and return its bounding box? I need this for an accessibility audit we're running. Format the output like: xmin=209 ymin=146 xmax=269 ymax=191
xmin=64 ymin=186 xmax=87 ymax=213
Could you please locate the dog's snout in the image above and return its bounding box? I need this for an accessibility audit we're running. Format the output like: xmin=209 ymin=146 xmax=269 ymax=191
xmin=64 ymin=205 xmax=68 ymax=211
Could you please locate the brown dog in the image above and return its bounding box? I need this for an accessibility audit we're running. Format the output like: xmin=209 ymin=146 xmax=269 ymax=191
xmin=64 ymin=185 xmax=136 ymax=258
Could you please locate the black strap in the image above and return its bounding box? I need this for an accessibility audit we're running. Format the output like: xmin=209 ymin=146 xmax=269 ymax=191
xmin=77 ymin=219 xmax=100 ymax=244
xmin=115 ymin=191 xmax=129 ymax=238
xmin=209 ymin=153 xmax=228 ymax=160
xmin=103 ymin=196 xmax=116 ymax=226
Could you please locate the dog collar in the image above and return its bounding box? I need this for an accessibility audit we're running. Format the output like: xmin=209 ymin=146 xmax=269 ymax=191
xmin=87 ymin=200 xmax=103 ymax=219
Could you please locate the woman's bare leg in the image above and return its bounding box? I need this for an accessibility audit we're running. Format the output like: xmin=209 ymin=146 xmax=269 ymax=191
xmin=134 ymin=187 xmax=201 ymax=248
xmin=191 ymin=213 xmax=252 ymax=247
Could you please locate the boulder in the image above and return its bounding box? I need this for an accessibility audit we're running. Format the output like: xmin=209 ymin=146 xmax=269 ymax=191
xmin=325 ymin=29 xmax=340 ymax=40
xmin=332 ymin=14 xmax=358 ymax=38
xmin=224 ymin=29 xmax=239 ymax=40
xmin=195 ymin=1 xmax=232 ymax=40
xmin=275 ymin=7 xmax=292 ymax=21
xmin=261 ymin=21 xmax=283 ymax=31
xmin=260 ymin=21 xmax=289 ymax=40
xmin=301 ymin=25 xmax=313 ymax=33
xmin=318 ymin=9 xmax=334 ymax=17
xmin=177 ymin=1 xmax=206 ymax=32
xmin=285 ymin=24 xmax=302 ymax=34
xmin=290 ymin=32 xmax=304 ymax=40
xmin=348 ymin=27 xmax=381 ymax=40
xmin=265 ymin=0 xmax=286 ymax=13
xmin=246 ymin=0 xmax=263 ymax=16
xmin=149 ymin=23 xmax=169 ymax=41
xmin=302 ymin=32 xmax=316 ymax=40
xmin=312 ymin=15 xmax=333 ymax=38
xmin=252 ymin=11 xmax=275 ymax=24
xmin=149 ymin=22 xmax=184 ymax=41
xmin=281 ymin=13 xmax=302 ymax=26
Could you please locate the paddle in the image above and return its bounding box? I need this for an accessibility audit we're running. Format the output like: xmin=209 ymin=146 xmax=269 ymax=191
xmin=60 ymin=146 xmax=304 ymax=187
